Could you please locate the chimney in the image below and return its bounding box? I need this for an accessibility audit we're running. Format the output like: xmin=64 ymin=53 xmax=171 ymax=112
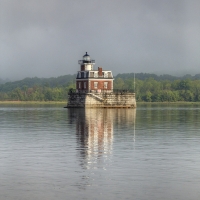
xmin=98 ymin=67 xmax=103 ymax=76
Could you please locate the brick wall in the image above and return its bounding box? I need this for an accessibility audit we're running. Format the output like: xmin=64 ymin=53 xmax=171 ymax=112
xmin=81 ymin=65 xmax=85 ymax=71
xmin=90 ymin=80 xmax=112 ymax=90
xmin=76 ymin=81 xmax=89 ymax=90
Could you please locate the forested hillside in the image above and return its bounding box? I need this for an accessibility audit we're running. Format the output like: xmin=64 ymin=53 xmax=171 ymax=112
xmin=0 ymin=73 xmax=200 ymax=102
xmin=0 ymin=75 xmax=76 ymax=101
xmin=114 ymin=77 xmax=200 ymax=102
xmin=0 ymin=78 xmax=10 ymax=85
xmin=0 ymin=75 xmax=76 ymax=92
xmin=116 ymin=73 xmax=200 ymax=81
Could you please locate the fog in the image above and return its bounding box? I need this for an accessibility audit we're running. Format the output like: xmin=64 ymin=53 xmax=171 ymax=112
xmin=1 ymin=0 xmax=200 ymax=80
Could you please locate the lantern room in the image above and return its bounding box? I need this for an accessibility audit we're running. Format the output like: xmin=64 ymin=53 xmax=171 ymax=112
xmin=78 ymin=52 xmax=95 ymax=71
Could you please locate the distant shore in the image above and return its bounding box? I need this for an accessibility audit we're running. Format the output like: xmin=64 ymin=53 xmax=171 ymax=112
xmin=137 ymin=101 xmax=200 ymax=104
xmin=0 ymin=101 xmax=67 ymax=105
xmin=0 ymin=101 xmax=199 ymax=105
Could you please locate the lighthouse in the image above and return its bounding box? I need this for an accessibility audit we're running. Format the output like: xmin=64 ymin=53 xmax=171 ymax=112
xmin=65 ymin=52 xmax=136 ymax=108
xmin=76 ymin=52 xmax=114 ymax=93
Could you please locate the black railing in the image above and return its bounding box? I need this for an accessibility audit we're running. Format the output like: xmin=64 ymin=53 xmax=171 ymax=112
xmin=76 ymin=76 xmax=113 ymax=79
xmin=78 ymin=60 xmax=95 ymax=64
xmin=68 ymin=88 xmax=135 ymax=94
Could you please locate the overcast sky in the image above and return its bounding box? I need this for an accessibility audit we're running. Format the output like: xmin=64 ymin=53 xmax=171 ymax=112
xmin=1 ymin=0 xmax=200 ymax=80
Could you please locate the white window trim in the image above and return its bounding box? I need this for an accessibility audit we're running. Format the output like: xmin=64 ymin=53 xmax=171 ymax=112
xmin=95 ymin=82 xmax=98 ymax=88
xmin=104 ymin=82 xmax=108 ymax=89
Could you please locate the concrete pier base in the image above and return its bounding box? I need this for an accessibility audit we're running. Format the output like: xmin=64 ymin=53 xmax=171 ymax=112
xmin=65 ymin=92 xmax=136 ymax=108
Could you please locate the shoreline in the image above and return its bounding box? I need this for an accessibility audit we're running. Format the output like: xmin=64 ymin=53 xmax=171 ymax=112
xmin=0 ymin=101 xmax=67 ymax=105
xmin=0 ymin=101 xmax=199 ymax=105
xmin=137 ymin=101 xmax=200 ymax=104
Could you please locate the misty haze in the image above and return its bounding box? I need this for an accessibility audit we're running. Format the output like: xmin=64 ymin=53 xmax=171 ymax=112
xmin=1 ymin=1 xmax=200 ymax=200
xmin=1 ymin=0 xmax=200 ymax=81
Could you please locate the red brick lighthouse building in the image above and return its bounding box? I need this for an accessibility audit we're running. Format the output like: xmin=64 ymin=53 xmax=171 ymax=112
xmin=66 ymin=52 xmax=136 ymax=108
xmin=76 ymin=52 xmax=114 ymax=93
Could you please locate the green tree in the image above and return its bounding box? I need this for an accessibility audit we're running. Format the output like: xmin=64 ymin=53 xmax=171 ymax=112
xmin=114 ymin=78 xmax=124 ymax=89
xmin=144 ymin=91 xmax=152 ymax=102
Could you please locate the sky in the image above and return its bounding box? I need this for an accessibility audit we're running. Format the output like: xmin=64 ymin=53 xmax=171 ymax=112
xmin=1 ymin=0 xmax=200 ymax=80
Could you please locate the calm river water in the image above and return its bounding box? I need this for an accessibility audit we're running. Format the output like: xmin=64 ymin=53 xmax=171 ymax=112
xmin=0 ymin=103 xmax=200 ymax=200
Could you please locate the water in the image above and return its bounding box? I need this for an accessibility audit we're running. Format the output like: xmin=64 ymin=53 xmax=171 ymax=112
xmin=0 ymin=103 xmax=200 ymax=200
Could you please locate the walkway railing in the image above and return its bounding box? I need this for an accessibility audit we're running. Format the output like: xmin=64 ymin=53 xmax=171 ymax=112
xmin=68 ymin=89 xmax=135 ymax=94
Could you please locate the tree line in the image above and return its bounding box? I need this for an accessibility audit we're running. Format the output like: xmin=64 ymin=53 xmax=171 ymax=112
xmin=116 ymin=73 xmax=200 ymax=81
xmin=114 ymin=77 xmax=200 ymax=102
xmin=0 ymin=75 xmax=76 ymax=92
xmin=0 ymin=73 xmax=200 ymax=102
xmin=0 ymin=83 xmax=75 ymax=101
xmin=0 ymin=74 xmax=76 ymax=101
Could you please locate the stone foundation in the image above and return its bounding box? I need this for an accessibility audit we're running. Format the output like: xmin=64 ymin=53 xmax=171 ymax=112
xmin=65 ymin=92 xmax=136 ymax=108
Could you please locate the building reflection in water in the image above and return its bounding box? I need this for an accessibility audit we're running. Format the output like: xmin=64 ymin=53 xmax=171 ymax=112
xmin=68 ymin=108 xmax=136 ymax=169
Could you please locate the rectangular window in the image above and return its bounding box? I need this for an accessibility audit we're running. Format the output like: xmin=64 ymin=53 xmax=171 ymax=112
xmin=84 ymin=82 xmax=86 ymax=89
xmin=78 ymin=72 xmax=81 ymax=78
xmin=104 ymin=82 xmax=108 ymax=89
xmin=94 ymin=72 xmax=98 ymax=78
xmin=104 ymin=72 xmax=108 ymax=78
xmin=81 ymin=72 xmax=84 ymax=78
xmin=78 ymin=82 xmax=81 ymax=89
xmin=90 ymin=72 xmax=94 ymax=78
xmin=94 ymin=82 xmax=98 ymax=89
xmin=86 ymin=72 xmax=89 ymax=78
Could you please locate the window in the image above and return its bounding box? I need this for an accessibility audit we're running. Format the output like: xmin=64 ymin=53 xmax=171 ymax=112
xmin=94 ymin=72 xmax=98 ymax=78
xmin=90 ymin=72 xmax=94 ymax=78
xmin=78 ymin=72 xmax=81 ymax=78
xmin=86 ymin=72 xmax=89 ymax=78
xmin=94 ymin=82 xmax=98 ymax=89
xmin=104 ymin=82 xmax=108 ymax=89
xmin=78 ymin=82 xmax=81 ymax=89
xmin=81 ymin=72 xmax=84 ymax=78
xmin=84 ymin=82 xmax=86 ymax=89
xmin=104 ymin=72 xmax=108 ymax=78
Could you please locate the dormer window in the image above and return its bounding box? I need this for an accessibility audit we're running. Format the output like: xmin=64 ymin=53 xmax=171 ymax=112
xmin=81 ymin=72 xmax=84 ymax=78
xmin=94 ymin=72 xmax=98 ymax=78
xmin=104 ymin=72 xmax=108 ymax=78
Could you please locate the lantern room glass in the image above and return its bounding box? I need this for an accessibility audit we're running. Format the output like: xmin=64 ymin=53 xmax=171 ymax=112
xmin=83 ymin=52 xmax=91 ymax=61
